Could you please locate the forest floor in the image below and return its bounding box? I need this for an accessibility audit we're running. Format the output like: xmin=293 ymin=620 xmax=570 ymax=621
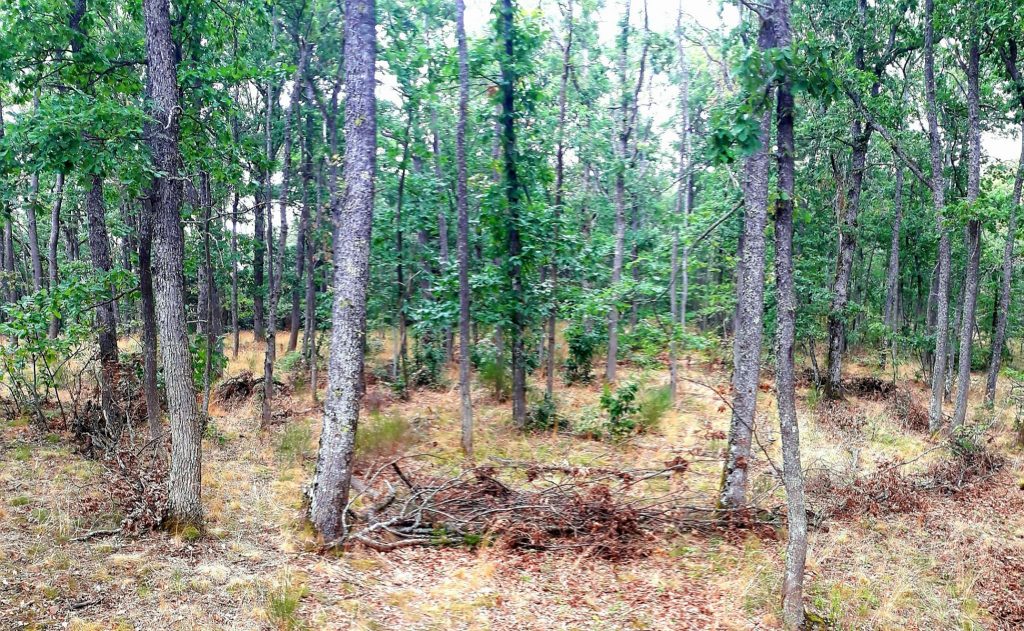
xmin=2 ymin=331 xmax=1024 ymax=630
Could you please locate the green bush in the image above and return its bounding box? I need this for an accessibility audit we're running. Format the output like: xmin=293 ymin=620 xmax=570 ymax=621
xmin=600 ymin=381 xmax=640 ymax=439
xmin=563 ymin=323 xmax=601 ymax=385
xmin=472 ymin=338 xmax=510 ymax=401
xmin=636 ymin=385 xmax=672 ymax=433
xmin=355 ymin=412 xmax=412 ymax=460
xmin=525 ymin=392 xmax=568 ymax=432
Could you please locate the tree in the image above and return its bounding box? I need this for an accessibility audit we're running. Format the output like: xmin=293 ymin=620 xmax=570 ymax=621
xmin=455 ymin=0 xmax=473 ymax=456
xmin=142 ymin=0 xmax=203 ymax=526
xmin=309 ymin=0 xmax=377 ymax=541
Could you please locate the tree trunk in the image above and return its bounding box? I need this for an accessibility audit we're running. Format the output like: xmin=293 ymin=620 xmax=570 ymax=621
xmin=986 ymin=128 xmax=1023 ymax=405
xmin=85 ymin=175 xmax=121 ymax=444
xmin=546 ymin=1 xmax=572 ymax=400
xmin=925 ymin=0 xmax=950 ymax=432
xmin=27 ymin=173 xmax=43 ymax=293
xmin=883 ymin=166 xmax=905 ymax=330
xmin=143 ymin=0 xmax=203 ymax=526
xmin=606 ymin=0 xmax=631 ymax=384
xmin=139 ymin=198 xmax=162 ymax=444
xmin=951 ymin=24 xmax=982 ymax=430
xmin=308 ymin=0 xmax=377 ymax=541
xmin=771 ymin=3 xmax=806 ymax=626
xmin=669 ymin=10 xmax=688 ymax=404
xmin=824 ymin=122 xmax=871 ymax=399
xmin=47 ymin=173 xmax=64 ymax=339
xmin=719 ymin=18 xmax=773 ymax=511
xmin=498 ymin=0 xmax=527 ymax=427
xmin=456 ymin=0 xmax=474 ymax=456
xmin=263 ymin=44 xmax=310 ymax=427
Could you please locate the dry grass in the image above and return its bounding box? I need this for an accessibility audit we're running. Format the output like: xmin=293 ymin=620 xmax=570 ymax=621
xmin=2 ymin=332 xmax=1024 ymax=629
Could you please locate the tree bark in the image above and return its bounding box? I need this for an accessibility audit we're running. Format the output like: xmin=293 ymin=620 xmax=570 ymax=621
xmin=143 ymin=0 xmax=203 ymax=526
xmin=263 ymin=43 xmax=310 ymax=427
xmin=85 ymin=175 xmax=121 ymax=444
xmin=770 ymin=3 xmax=806 ymax=626
xmin=47 ymin=173 xmax=65 ymax=339
xmin=607 ymin=0 xmax=631 ymax=384
xmin=456 ymin=0 xmax=474 ymax=456
xmin=925 ymin=0 xmax=950 ymax=432
xmin=498 ymin=0 xmax=527 ymax=427
xmin=986 ymin=128 xmax=1023 ymax=405
xmin=308 ymin=0 xmax=377 ymax=541
xmin=27 ymin=173 xmax=43 ymax=293
xmin=669 ymin=9 xmax=688 ymax=404
xmin=139 ymin=198 xmax=162 ymax=444
xmin=952 ymin=26 xmax=982 ymax=430
xmin=719 ymin=18 xmax=773 ymax=511
xmin=883 ymin=166 xmax=905 ymax=330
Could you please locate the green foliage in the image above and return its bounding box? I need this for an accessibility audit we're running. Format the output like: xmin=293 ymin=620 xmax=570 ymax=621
xmin=635 ymin=385 xmax=672 ymax=433
xmin=600 ymin=381 xmax=640 ymax=439
xmin=277 ymin=423 xmax=312 ymax=465
xmin=472 ymin=338 xmax=510 ymax=401
xmin=355 ymin=412 xmax=412 ymax=460
xmin=563 ymin=322 xmax=601 ymax=385
xmin=525 ymin=392 xmax=567 ymax=432
xmin=0 ymin=264 xmax=132 ymax=425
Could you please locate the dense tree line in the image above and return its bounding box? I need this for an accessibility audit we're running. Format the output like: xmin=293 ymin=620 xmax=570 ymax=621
xmin=3 ymin=0 xmax=1024 ymax=626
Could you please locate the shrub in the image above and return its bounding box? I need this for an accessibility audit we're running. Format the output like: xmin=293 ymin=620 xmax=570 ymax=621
xmin=600 ymin=381 xmax=640 ymax=439
xmin=355 ymin=412 xmax=412 ymax=463
xmin=525 ymin=392 xmax=568 ymax=432
xmin=636 ymin=385 xmax=672 ymax=433
xmin=410 ymin=338 xmax=445 ymax=388
xmin=472 ymin=338 xmax=510 ymax=401
xmin=563 ymin=323 xmax=600 ymax=385
xmin=277 ymin=423 xmax=312 ymax=465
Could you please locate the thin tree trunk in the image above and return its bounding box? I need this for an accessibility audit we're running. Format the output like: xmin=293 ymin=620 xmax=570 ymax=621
xmin=669 ymin=10 xmax=688 ymax=404
xmin=263 ymin=44 xmax=310 ymax=428
xmin=986 ymin=128 xmax=1023 ymax=404
xmin=769 ymin=3 xmax=806 ymax=626
xmin=308 ymin=0 xmax=376 ymax=541
xmin=607 ymin=0 xmax=631 ymax=383
xmin=883 ymin=166 xmax=905 ymax=330
xmin=139 ymin=199 xmax=161 ymax=444
xmin=499 ymin=0 xmax=527 ymax=427
xmin=143 ymin=0 xmax=202 ymax=526
xmin=27 ymin=174 xmax=43 ymax=293
xmin=719 ymin=15 xmax=773 ymax=510
xmin=925 ymin=0 xmax=950 ymax=432
xmin=85 ymin=175 xmax=121 ymax=444
xmin=456 ymin=0 xmax=474 ymax=456
xmin=47 ymin=173 xmax=64 ymax=339
xmin=952 ymin=25 xmax=983 ymax=429
xmin=547 ymin=0 xmax=573 ymax=399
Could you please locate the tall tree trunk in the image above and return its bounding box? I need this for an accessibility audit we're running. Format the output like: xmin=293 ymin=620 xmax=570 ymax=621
xmin=263 ymin=44 xmax=310 ymax=427
xmin=393 ymin=116 xmax=412 ymax=393
xmin=547 ymin=0 xmax=573 ymax=399
xmin=85 ymin=175 xmax=121 ymax=444
xmin=456 ymin=0 xmax=474 ymax=456
xmin=230 ymin=186 xmax=240 ymax=358
xmin=27 ymin=174 xmax=43 ymax=293
xmin=301 ymin=103 xmax=317 ymax=399
xmin=770 ymin=2 xmax=806 ymax=626
xmin=47 ymin=173 xmax=65 ymax=339
xmin=606 ymin=0 xmax=631 ymax=383
xmin=986 ymin=128 xmax=1024 ymax=404
xmin=925 ymin=0 xmax=950 ymax=432
xmin=288 ymin=107 xmax=311 ymax=355
xmin=143 ymin=0 xmax=202 ymax=526
xmin=139 ymin=199 xmax=161 ymax=444
xmin=719 ymin=16 xmax=773 ymax=511
xmin=308 ymin=0 xmax=377 ymax=541
xmin=952 ymin=25 xmax=983 ymax=429
xmin=883 ymin=166 xmax=905 ymax=330
xmin=669 ymin=10 xmax=688 ymax=404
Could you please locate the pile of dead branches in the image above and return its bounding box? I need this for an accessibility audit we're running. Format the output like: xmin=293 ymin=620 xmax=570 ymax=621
xmin=843 ymin=376 xmax=896 ymax=400
xmin=214 ymin=370 xmax=289 ymax=406
xmin=339 ymin=458 xmax=697 ymax=559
